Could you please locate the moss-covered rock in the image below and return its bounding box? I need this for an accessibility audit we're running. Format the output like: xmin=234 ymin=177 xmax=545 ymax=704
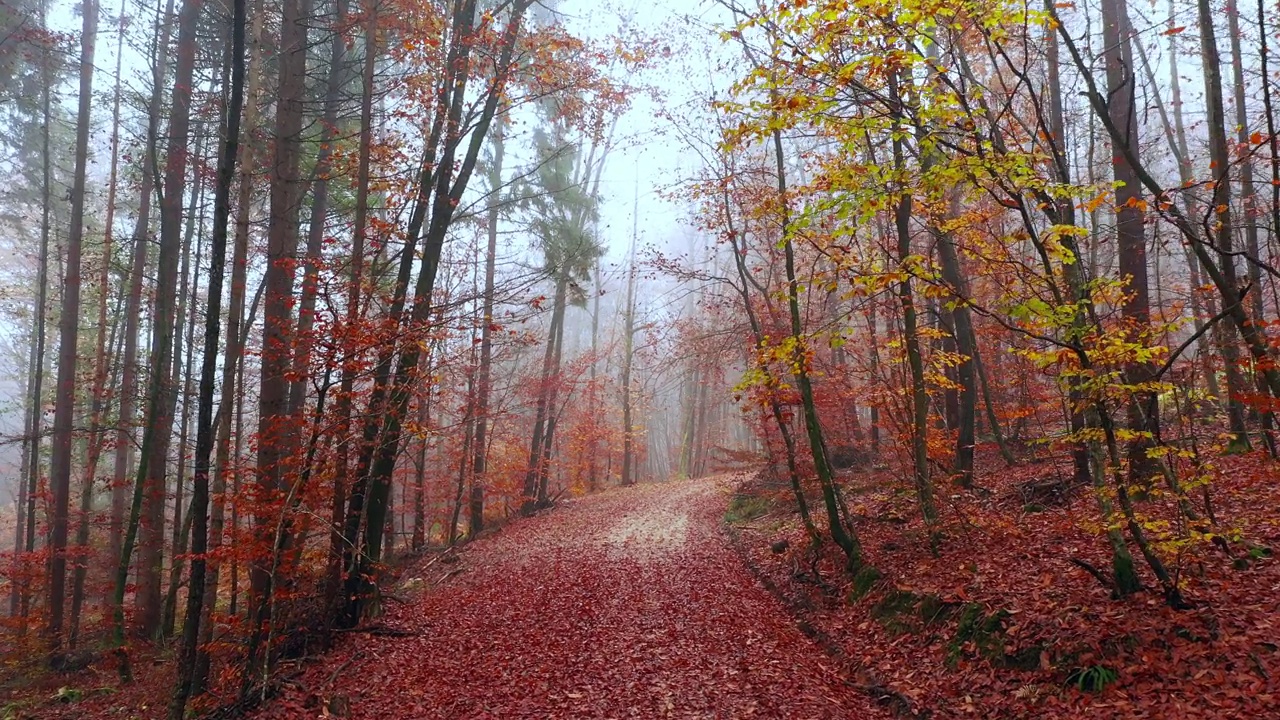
xmin=947 ymin=602 xmax=1008 ymax=666
xmin=870 ymin=588 xmax=922 ymax=635
xmin=917 ymin=593 xmax=955 ymax=626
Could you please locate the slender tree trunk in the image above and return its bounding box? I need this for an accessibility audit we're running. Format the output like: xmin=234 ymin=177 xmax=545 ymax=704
xmin=340 ymin=0 xmax=530 ymax=627
xmin=17 ymin=0 xmax=55 ymax=626
xmin=325 ymin=0 xmax=376 ymax=615
xmin=411 ymin=386 xmax=429 ymax=550
xmin=620 ymin=244 xmax=637 ymax=487
xmin=174 ymin=9 xmax=250 ymax=671
xmin=169 ymin=12 xmax=245 ymax=686
xmin=537 ymin=289 xmax=568 ymax=503
xmin=1199 ymin=0 xmax=1255 ymax=452
xmin=133 ymin=0 xmax=201 ymax=642
xmin=773 ymin=127 xmax=863 ymax=567
xmin=163 ymin=169 xmax=205 ymax=639
xmin=1152 ymin=5 xmax=1223 ymax=404
xmin=450 ymin=367 xmax=476 ymax=545
xmin=289 ymin=0 xmax=351 ymax=419
xmin=524 ymin=277 xmax=568 ymax=507
xmin=11 ymin=283 xmax=39 ymax=619
xmin=246 ymin=0 xmax=309 ymax=689
xmin=1227 ymin=0 xmax=1266 ymax=324
xmin=199 ymin=2 xmax=263 ymax=683
xmin=46 ymin=0 xmax=97 ymax=661
xmin=930 ymin=194 xmax=977 ymax=485
xmin=886 ymin=73 xmax=936 ymax=524
xmin=1044 ymin=8 xmax=1093 ymax=485
xmin=1100 ymin=0 xmax=1160 ymax=479
xmin=111 ymin=0 xmax=175 ymax=604
xmin=68 ymin=7 xmax=127 ymax=642
xmin=470 ymin=122 xmax=504 ymax=536
xmin=114 ymin=0 xmax=200 ymax=667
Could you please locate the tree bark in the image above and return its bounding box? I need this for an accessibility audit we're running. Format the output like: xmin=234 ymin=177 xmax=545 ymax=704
xmin=246 ymin=0 xmax=309 ymax=690
xmin=46 ymin=0 xmax=97 ymax=660
xmin=470 ymin=122 xmax=504 ymax=536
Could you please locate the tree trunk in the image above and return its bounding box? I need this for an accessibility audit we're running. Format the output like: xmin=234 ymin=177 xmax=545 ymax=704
xmin=620 ymin=245 xmax=637 ymax=487
xmin=46 ymin=0 xmax=97 ymax=660
xmin=470 ymin=122 xmax=504 ymax=536
xmin=162 ymin=167 xmax=205 ymax=639
xmin=774 ymin=127 xmax=863 ymax=566
xmin=339 ymin=0 xmax=530 ymax=627
xmin=325 ymin=0 xmax=376 ymax=618
xmin=524 ymin=277 xmax=569 ymax=506
xmin=15 ymin=0 xmax=55 ymax=625
xmin=246 ymin=0 xmax=309 ymax=690
xmin=1044 ymin=8 xmax=1093 ymax=485
xmin=127 ymin=0 xmax=201 ymax=644
xmin=886 ymin=72 xmax=936 ymax=524
xmin=289 ymin=0 xmax=351 ymax=419
xmin=1099 ymin=0 xmax=1160 ymax=478
xmin=1198 ymin=0 xmax=1256 ymax=452
xmin=68 ymin=7 xmax=127 ymax=643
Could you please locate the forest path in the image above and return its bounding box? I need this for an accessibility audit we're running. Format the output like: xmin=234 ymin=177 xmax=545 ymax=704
xmin=257 ymin=475 xmax=887 ymax=719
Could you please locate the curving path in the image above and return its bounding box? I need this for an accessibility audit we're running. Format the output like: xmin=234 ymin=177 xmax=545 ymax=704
xmin=256 ymin=476 xmax=887 ymax=719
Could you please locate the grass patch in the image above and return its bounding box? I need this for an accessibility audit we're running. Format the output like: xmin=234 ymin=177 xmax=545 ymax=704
xmin=725 ymin=494 xmax=772 ymax=524
xmin=1066 ymin=664 xmax=1118 ymax=692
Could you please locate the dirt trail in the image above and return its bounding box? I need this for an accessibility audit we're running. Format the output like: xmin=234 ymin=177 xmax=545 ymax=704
xmin=257 ymin=476 xmax=886 ymax=719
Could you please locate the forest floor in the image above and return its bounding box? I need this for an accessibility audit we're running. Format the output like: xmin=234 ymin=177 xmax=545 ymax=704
xmin=729 ymin=448 xmax=1280 ymax=719
xmin=7 ymin=458 xmax=1278 ymax=719
xmin=245 ymin=474 xmax=890 ymax=719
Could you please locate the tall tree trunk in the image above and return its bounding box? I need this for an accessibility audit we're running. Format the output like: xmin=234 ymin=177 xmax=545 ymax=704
xmin=325 ymin=0 xmax=376 ymax=615
xmin=69 ymin=6 xmax=127 ymax=642
xmin=1154 ymin=2 xmax=1224 ymax=404
xmin=887 ymin=71 xmax=936 ymax=525
xmin=114 ymin=0 xmax=200 ymax=666
xmin=470 ymin=122 xmax=504 ymax=536
xmin=1100 ymin=0 xmax=1160 ymax=479
xmin=246 ymin=0 xmax=309 ymax=690
xmin=929 ymin=189 xmax=977 ymax=485
xmin=1227 ymin=0 xmax=1266 ymax=324
xmin=537 ymin=293 xmax=568 ymax=503
xmin=1043 ymin=6 xmax=1093 ymax=485
xmin=1199 ymin=0 xmax=1256 ymax=451
xmin=162 ymin=159 xmax=205 ymax=639
xmin=524 ymin=277 xmax=568 ymax=507
xmin=289 ymin=0 xmax=351 ymax=420
xmin=620 ymin=240 xmax=637 ymax=487
xmin=1262 ymin=0 xmax=1280 ymax=319
xmin=168 ymin=3 xmax=244 ymax=689
xmin=11 ymin=277 xmax=39 ymax=619
xmin=773 ymin=126 xmax=864 ymax=566
xmin=15 ymin=0 xmax=56 ymax=625
xmin=111 ymin=0 xmax=175 ymax=608
xmin=411 ymin=384 xmax=430 ymax=550
xmin=1227 ymin=0 xmax=1280 ymax=455
xmin=340 ymin=0 xmax=530 ymax=627
xmin=450 ymin=365 xmax=476 ymax=545
xmin=199 ymin=1 xmax=264 ymax=685
xmin=46 ymin=0 xmax=97 ymax=661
